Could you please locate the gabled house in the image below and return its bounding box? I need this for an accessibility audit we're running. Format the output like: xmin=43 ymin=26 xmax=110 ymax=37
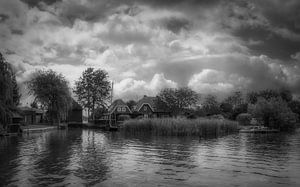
xmin=134 ymin=95 xmax=171 ymax=118
xmin=108 ymin=99 xmax=132 ymax=121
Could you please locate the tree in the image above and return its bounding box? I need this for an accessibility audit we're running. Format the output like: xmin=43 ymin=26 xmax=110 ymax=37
xmin=202 ymin=94 xmax=220 ymax=116
xmin=289 ymin=100 xmax=300 ymax=121
xmin=224 ymin=91 xmax=244 ymax=109
xmin=158 ymin=87 xmax=199 ymax=116
xmin=74 ymin=68 xmax=111 ymax=121
xmin=0 ymin=52 xmax=20 ymax=128
xmin=12 ymin=74 xmax=21 ymax=106
xmin=248 ymin=97 xmax=298 ymax=131
xmin=126 ymin=100 xmax=137 ymax=111
xmin=27 ymin=69 xmax=72 ymax=125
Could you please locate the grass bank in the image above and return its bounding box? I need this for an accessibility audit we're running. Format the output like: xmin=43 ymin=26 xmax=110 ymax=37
xmin=121 ymin=118 xmax=239 ymax=137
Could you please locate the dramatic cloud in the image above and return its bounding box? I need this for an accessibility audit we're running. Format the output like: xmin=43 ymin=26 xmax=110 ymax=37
xmin=1 ymin=0 xmax=300 ymax=104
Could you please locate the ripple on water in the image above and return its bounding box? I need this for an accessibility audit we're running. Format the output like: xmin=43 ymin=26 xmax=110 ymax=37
xmin=0 ymin=129 xmax=300 ymax=186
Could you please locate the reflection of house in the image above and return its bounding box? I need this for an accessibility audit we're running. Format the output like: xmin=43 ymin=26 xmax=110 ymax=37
xmin=134 ymin=95 xmax=171 ymax=118
xmin=18 ymin=106 xmax=44 ymax=125
xmin=68 ymin=100 xmax=83 ymax=123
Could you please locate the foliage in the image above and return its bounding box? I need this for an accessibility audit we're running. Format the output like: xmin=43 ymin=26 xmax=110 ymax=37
xmin=158 ymin=87 xmax=199 ymax=116
xmin=202 ymin=94 xmax=220 ymax=116
xmin=121 ymin=118 xmax=239 ymax=137
xmin=246 ymin=89 xmax=292 ymax=104
xmin=74 ymin=68 xmax=111 ymax=120
xmin=248 ymin=98 xmax=298 ymax=131
xmin=289 ymin=100 xmax=300 ymax=121
xmin=93 ymin=106 xmax=108 ymax=119
xmin=126 ymin=100 xmax=137 ymax=111
xmin=27 ymin=69 xmax=72 ymax=124
xmin=224 ymin=91 xmax=244 ymax=108
xmin=0 ymin=53 xmax=20 ymax=127
xmin=236 ymin=113 xmax=252 ymax=126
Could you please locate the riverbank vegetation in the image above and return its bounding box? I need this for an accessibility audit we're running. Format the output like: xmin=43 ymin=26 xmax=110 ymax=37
xmin=121 ymin=118 xmax=239 ymax=137
xmin=27 ymin=70 xmax=72 ymax=125
xmin=0 ymin=53 xmax=20 ymax=131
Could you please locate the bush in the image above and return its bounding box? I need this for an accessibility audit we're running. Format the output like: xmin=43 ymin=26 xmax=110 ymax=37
xmin=236 ymin=113 xmax=252 ymax=126
xmin=121 ymin=118 xmax=239 ymax=137
xmin=249 ymin=98 xmax=298 ymax=131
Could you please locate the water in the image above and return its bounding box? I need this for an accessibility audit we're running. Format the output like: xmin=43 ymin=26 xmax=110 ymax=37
xmin=1 ymin=129 xmax=300 ymax=186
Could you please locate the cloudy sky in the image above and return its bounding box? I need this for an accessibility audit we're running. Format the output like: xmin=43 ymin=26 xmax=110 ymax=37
xmin=1 ymin=0 xmax=300 ymax=103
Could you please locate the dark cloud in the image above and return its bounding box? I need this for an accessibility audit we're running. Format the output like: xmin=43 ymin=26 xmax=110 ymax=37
xmin=163 ymin=17 xmax=191 ymax=33
xmin=20 ymin=0 xmax=61 ymax=7
xmin=0 ymin=14 xmax=9 ymax=22
xmin=11 ymin=29 xmax=24 ymax=35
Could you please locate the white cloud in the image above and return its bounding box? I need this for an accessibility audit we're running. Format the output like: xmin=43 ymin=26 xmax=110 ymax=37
xmin=114 ymin=73 xmax=177 ymax=100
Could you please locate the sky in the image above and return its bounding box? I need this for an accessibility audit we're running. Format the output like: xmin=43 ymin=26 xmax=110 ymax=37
xmin=1 ymin=0 xmax=300 ymax=104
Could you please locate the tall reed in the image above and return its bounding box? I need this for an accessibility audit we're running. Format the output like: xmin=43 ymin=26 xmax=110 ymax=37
xmin=121 ymin=118 xmax=239 ymax=137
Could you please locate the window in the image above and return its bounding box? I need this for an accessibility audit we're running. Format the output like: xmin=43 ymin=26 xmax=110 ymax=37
xmin=122 ymin=107 xmax=126 ymax=112
xmin=144 ymin=106 xmax=147 ymax=111
xmin=117 ymin=107 xmax=121 ymax=112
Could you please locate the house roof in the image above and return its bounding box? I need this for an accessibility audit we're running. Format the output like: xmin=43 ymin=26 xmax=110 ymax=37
xmin=18 ymin=106 xmax=44 ymax=114
xmin=108 ymin=99 xmax=131 ymax=114
xmin=135 ymin=95 xmax=167 ymax=113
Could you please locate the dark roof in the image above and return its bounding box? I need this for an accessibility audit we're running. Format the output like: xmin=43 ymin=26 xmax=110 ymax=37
xmin=108 ymin=99 xmax=130 ymax=113
xmin=18 ymin=106 xmax=44 ymax=114
xmin=135 ymin=96 xmax=167 ymax=113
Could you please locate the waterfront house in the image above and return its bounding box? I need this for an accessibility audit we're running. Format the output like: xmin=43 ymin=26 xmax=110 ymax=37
xmin=134 ymin=95 xmax=171 ymax=118
xmin=18 ymin=106 xmax=44 ymax=125
xmin=107 ymin=99 xmax=132 ymax=122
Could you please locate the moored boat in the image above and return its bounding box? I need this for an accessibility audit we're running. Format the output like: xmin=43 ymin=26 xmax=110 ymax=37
xmin=239 ymin=126 xmax=279 ymax=133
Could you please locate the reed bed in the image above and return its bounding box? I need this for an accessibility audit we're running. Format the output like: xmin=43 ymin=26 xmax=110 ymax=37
xmin=121 ymin=118 xmax=239 ymax=137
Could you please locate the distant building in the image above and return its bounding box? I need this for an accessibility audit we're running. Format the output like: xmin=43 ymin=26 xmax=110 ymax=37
xmin=134 ymin=95 xmax=171 ymax=118
xmin=68 ymin=100 xmax=83 ymax=123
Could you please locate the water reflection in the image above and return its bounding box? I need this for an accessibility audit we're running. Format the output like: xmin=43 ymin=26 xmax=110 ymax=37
xmin=0 ymin=129 xmax=300 ymax=186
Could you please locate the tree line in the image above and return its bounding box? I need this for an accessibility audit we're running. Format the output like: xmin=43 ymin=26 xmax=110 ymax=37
xmin=1 ymin=52 xmax=299 ymax=131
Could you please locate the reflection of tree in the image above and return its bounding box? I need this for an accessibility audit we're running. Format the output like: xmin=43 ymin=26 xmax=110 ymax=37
xmin=73 ymin=130 xmax=111 ymax=186
xmin=0 ymin=137 xmax=20 ymax=186
xmin=31 ymin=130 xmax=81 ymax=185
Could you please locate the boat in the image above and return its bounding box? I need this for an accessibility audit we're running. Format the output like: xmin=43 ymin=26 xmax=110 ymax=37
xmin=239 ymin=126 xmax=279 ymax=133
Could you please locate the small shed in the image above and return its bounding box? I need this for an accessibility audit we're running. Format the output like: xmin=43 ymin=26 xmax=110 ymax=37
xmin=68 ymin=100 xmax=83 ymax=123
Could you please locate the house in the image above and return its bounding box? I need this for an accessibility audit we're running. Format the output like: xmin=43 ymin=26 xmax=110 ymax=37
xmin=68 ymin=100 xmax=83 ymax=124
xmin=107 ymin=99 xmax=132 ymax=122
xmin=18 ymin=106 xmax=44 ymax=125
xmin=134 ymin=95 xmax=171 ymax=118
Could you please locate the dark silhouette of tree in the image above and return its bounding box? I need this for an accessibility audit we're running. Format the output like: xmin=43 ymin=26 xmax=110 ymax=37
xmin=74 ymin=68 xmax=111 ymax=121
xmin=126 ymin=100 xmax=137 ymax=111
xmin=27 ymin=69 xmax=72 ymax=125
xmin=248 ymin=97 xmax=298 ymax=131
xmin=0 ymin=53 xmax=20 ymax=128
xmin=202 ymin=94 xmax=220 ymax=116
xmin=158 ymin=87 xmax=199 ymax=116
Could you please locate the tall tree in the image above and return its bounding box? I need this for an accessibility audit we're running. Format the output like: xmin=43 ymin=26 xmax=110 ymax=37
xmin=224 ymin=91 xmax=244 ymax=109
xmin=0 ymin=52 xmax=20 ymax=128
xmin=74 ymin=68 xmax=111 ymax=121
xmin=27 ymin=69 xmax=72 ymax=125
xmin=158 ymin=87 xmax=199 ymax=116
xmin=202 ymin=94 xmax=220 ymax=116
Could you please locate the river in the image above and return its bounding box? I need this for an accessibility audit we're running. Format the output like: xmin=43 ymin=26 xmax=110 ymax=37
xmin=0 ymin=129 xmax=300 ymax=186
